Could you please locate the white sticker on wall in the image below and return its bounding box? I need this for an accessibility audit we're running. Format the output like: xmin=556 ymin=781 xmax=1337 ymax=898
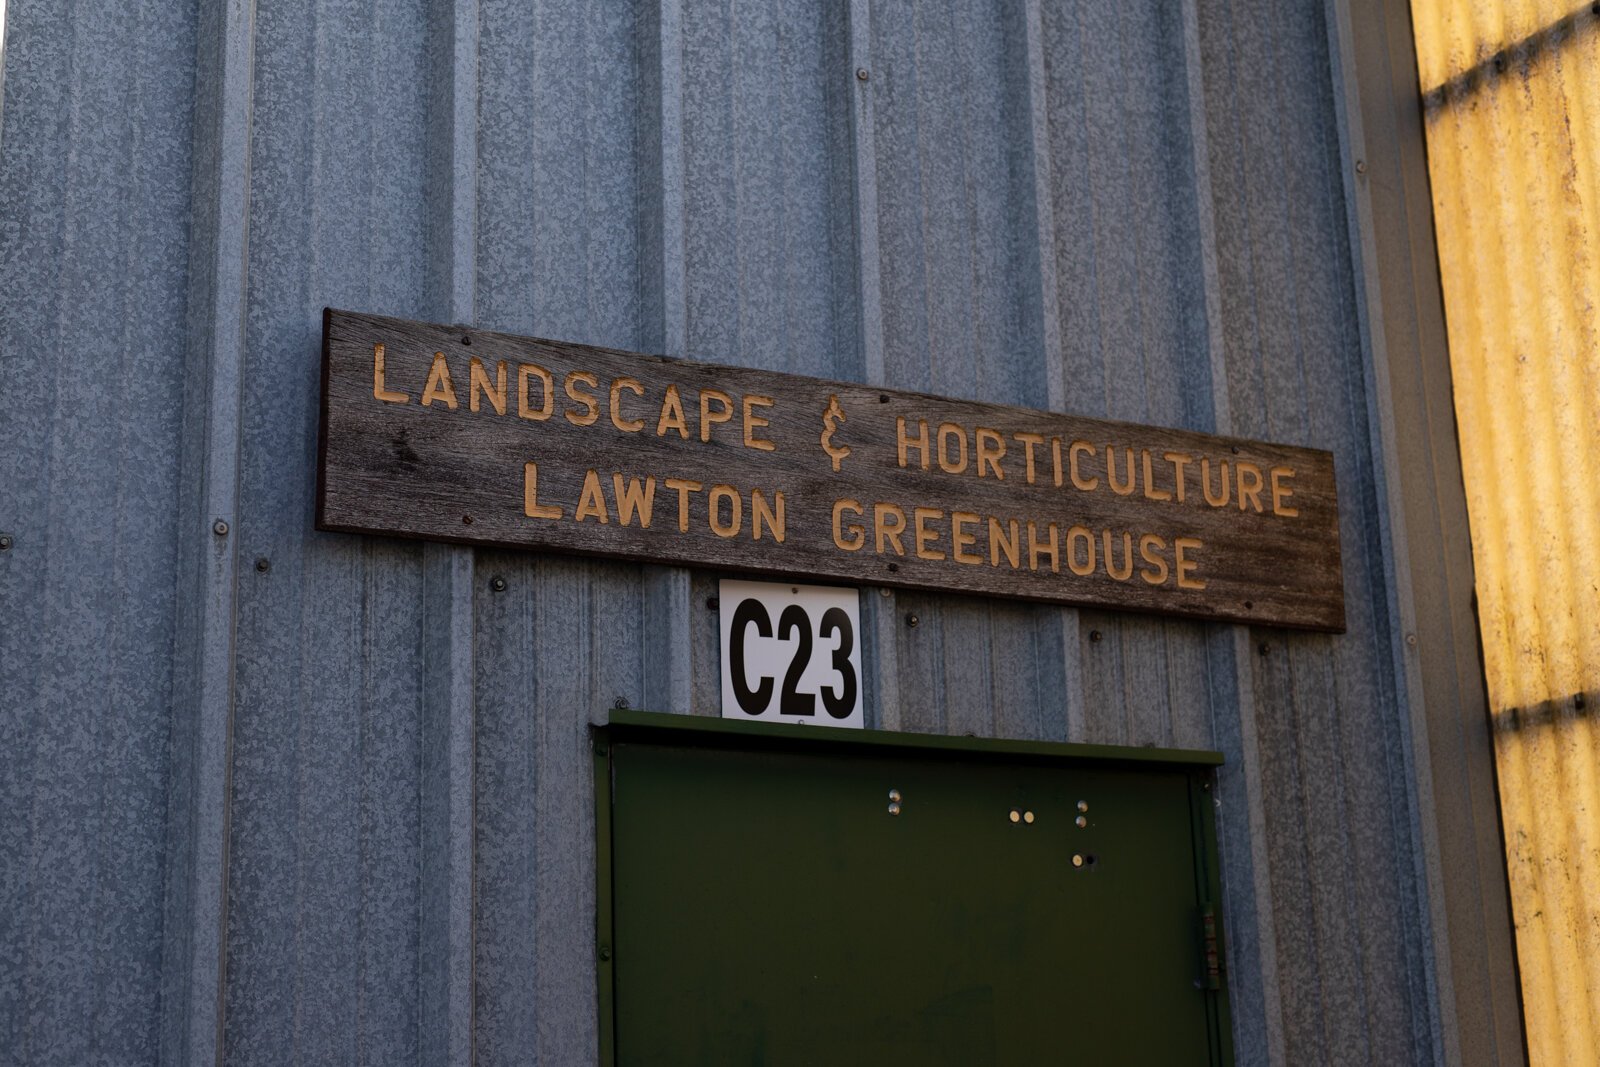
xmin=718 ymin=579 xmax=864 ymax=729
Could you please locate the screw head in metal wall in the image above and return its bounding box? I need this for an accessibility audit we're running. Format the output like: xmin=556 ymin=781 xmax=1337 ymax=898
xmin=491 ymin=576 xmax=507 ymax=592
xmin=905 ymin=612 xmax=919 ymax=628
xmin=213 ymin=519 xmax=229 ymax=536
xmin=0 ymin=535 xmax=11 ymax=551
xmin=856 ymin=67 xmax=870 ymax=81
xmin=1089 ymin=630 xmax=1102 ymax=643
xmin=255 ymin=557 xmax=270 ymax=573
xmin=1355 ymin=159 xmax=1368 ymax=175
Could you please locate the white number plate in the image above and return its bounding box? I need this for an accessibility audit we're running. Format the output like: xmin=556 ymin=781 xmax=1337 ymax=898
xmin=718 ymin=580 xmax=864 ymax=729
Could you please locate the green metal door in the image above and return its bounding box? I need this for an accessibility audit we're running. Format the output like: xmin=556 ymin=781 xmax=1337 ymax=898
xmin=596 ymin=712 xmax=1231 ymax=1066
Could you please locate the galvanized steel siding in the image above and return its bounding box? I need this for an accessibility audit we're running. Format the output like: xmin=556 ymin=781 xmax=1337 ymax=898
xmin=222 ymin=0 xmax=437 ymax=1059
xmin=0 ymin=0 xmax=1453 ymax=1064
xmin=0 ymin=1 xmax=198 ymax=1062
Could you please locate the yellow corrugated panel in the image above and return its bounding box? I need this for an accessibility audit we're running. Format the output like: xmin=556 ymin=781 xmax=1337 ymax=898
xmin=1410 ymin=1 xmax=1600 ymax=1061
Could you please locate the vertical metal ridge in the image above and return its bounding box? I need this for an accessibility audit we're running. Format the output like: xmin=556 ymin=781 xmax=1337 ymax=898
xmin=845 ymin=0 xmax=901 ymax=732
xmin=468 ymin=551 xmax=541 ymax=1064
xmin=527 ymin=558 xmax=601 ymax=1063
xmin=1184 ymin=0 xmax=1376 ymax=1059
xmin=1019 ymin=0 xmax=1085 ymax=744
xmin=7 ymin=0 xmax=86 ymax=1056
xmin=470 ymin=4 xmax=645 ymax=1059
xmin=1 ymin=0 xmax=199 ymax=1055
xmin=421 ymin=1 xmax=479 ymax=1063
xmin=163 ymin=0 xmax=255 ymax=1063
xmin=1271 ymin=1 xmax=1414 ymax=1055
xmin=1322 ymin=0 xmax=1464 ymax=1057
xmin=641 ymin=0 xmax=693 ymax=714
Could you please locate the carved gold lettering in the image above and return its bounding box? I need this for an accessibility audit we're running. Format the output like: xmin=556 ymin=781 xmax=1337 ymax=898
xmin=875 ymin=503 xmax=908 ymax=555
xmin=1141 ymin=450 xmax=1171 ymax=501
xmin=469 ymin=358 xmax=508 ymax=415
xmin=1013 ymin=432 xmax=1045 ymax=484
xmin=657 ymin=385 xmax=689 ymax=438
xmin=1069 ymin=441 xmax=1098 ymax=491
xmin=564 ymin=371 xmax=600 ymax=426
xmin=1175 ymin=538 xmax=1205 ymax=589
xmin=913 ymin=507 xmax=945 ymax=561
xmin=951 ymin=511 xmax=981 ymax=565
xmin=751 ymin=489 xmax=785 ymax=542
xmin=574 ymin=469 xmax=610 ymax=523
xmin=518 ymin=364 xmax=554 ymax=421
xmin=1139 ymin=534 xmax=1169 ymax=585
xmin=743 ymin=395 xmax=776 ymax=451
xmin=522 ymin=462 xmax=562 ymax=519
xmin=372 ymin=344 xmax=409 ymax=404
xmin=1027 ymin=521 xmax=1060 ymax=573
xmin=833 ymin=499 xmax=866 ymax=551
xmin=422 ymin=352 xmax=458 ymax=409
xmin=897 ymin=418 xmax=930 ymax=470
xmin=609 ymin=377 xmax=644 ymax=432
xmin=989 ymin=517 xmax=1020 ymax=568
xmin=1236 ymin=461 xmax=1264 ymax=513
xmin=708 ymin=484 xmax=742 ymax=538
xmin=699 ymin=389 xmax=734 ymax=443
xmin=1165 ymin=452 xmax=1191 ymax=503
xmin=975 ymin=428 xmax=1006 ymax=479
xmin=1106 ymin=445 xmax=1136 ymax=496
xmin=936 ymin=423 xmax=968 ymax=474
xmin=1102 ymin=529 xmax=1134 ymax=580
xmin=1270 ymin=466 xmax=1299 ymax=517
xmin=1201 ymin=458 xmax=1231 ymax=507
xmin=611 ymin=473 xmax=655 ymax=527
xmin=1066 ymin=525 xmax=1095 ymax=576
xmin=664 ymin=477 xmax=702 ymax=531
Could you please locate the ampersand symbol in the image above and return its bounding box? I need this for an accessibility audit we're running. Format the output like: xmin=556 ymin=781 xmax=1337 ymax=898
xmin=820 ymin=395 xmax=851 ymax=473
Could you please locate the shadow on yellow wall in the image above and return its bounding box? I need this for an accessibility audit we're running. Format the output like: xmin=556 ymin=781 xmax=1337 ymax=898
xmin=1412 ymin=2 xmax=1600 ymax=1062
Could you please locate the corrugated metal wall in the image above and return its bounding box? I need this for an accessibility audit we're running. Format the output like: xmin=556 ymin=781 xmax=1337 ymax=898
xmin=0 ymin=0 xmax=1454 ymax=1063
xmin=1411 ymin=1 xmax=1600 ymax=1063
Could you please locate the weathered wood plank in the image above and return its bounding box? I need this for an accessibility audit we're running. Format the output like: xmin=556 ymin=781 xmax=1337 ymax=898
xmin=318 ymin=309 xmax=1345 ymax=630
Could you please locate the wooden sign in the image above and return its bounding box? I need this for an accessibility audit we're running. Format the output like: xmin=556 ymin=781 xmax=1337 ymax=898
xmin=318 ymin=309 xmax=1344 ymax=631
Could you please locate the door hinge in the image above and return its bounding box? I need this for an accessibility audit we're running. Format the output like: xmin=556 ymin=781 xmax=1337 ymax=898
xmin=1200 ymin=903 xmax=1221 ymax=991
